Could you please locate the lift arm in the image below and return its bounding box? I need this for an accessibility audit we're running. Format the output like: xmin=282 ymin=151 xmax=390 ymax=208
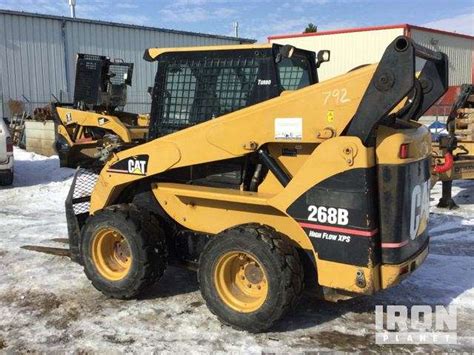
xmin=346 ymin=36 xmax=448 ymax=146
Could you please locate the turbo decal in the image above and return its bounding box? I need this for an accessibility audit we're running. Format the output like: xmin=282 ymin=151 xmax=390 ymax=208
xmin=107 ymin=154 xmax=149 ymax=176
xmin=257 ymin=79 xmax=271 ymax=85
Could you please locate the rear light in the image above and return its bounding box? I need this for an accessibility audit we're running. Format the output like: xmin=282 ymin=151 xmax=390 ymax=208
xmin=6 ymin=137 xmax=13 ymax=153
xmin=399 ymin=143 xmax=409 ymax=159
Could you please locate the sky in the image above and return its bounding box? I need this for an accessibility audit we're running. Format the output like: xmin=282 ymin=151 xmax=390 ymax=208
xmin=0 ymin=0 xmax=473 ymax=41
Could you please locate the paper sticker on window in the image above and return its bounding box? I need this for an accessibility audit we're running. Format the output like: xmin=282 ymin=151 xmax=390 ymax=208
xmin=275 ymin=118 xmax=302 ymax=140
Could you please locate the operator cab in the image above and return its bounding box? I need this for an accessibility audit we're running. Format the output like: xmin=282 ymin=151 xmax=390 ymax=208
xmin=74 ymin=53 xmax=134 ymax=112
xmin=143 ymin=44 xmax=327 ymax=189
xmin=144 ymin=44 xmax=325 ymax=138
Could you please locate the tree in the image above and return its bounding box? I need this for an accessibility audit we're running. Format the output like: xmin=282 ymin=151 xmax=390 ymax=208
xmin=304 ymin=23 xmax=317 ymax=33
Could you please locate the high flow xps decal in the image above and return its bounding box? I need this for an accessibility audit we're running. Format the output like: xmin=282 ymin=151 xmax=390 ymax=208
xmin=287 ymin=168 xmax=380 ymax=267
xmin=107 ymin=155 xmax=149 ymax=175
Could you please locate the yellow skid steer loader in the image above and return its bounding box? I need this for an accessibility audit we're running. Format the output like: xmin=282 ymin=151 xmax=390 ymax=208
xmin=65 ymin=37 xmax=448 ymax=332
xmin=53 ymin=54 xmax=149 ymax=168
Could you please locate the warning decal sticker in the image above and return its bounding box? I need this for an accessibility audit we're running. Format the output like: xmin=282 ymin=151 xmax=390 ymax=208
xmin=275 ymin=118 xmax=302 ymax=140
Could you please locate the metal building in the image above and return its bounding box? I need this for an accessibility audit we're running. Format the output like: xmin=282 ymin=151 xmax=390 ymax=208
xmin=0 ymin=9 xmax=254 ymax=118
xmin=269 ymin=24 xmax=474 ymax=113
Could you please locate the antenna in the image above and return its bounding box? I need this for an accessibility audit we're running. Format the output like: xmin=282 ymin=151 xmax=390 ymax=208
xmin=233 ymin=21 xmax=239 ymax=38
xmin=69 ymin=0 xmax=76 ymax=18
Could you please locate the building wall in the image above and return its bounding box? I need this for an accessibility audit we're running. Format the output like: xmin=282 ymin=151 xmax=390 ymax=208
xmin=270 ymin=28 xmax=404 ymax=82
xmin=0 ymin=13 xmax=67 ymax=115
xmin=410 ymin=28 xmax=473 ymax=86
xmin=0 ymin=10 xmax=252 ymax=117
xmin=269 ymin=26 xmax=474 ymax=93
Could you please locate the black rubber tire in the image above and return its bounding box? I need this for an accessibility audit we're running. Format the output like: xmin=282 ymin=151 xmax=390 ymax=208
xmin=198 ymin=224 xmax=303 ymax=332
xmin=80 ymin=204 xmax=167 ymax=299
xmin=0 ymin=170 xmax=13 ymax=186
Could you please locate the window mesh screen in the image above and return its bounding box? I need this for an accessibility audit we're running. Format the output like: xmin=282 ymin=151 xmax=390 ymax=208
xmin=74 ymin=55 xmax=104 ymax=105
xmin=278 ymin=56 xmax=310 ymax=90
xmin=109 ymin=64 xmax=131 ymax=85
xmin=154 ymin=57 xmax=259 ymax=136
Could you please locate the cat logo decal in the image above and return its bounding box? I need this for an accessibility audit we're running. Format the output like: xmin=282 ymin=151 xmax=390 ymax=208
xmin=107 ymin=155 xmax=149 ymax=176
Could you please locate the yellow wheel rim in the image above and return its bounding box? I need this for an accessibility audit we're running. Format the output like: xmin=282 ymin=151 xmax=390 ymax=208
xmin=214 ymin=251 xmax=268 ymax=313
xmin=91 ymin=228 xmax=132 ymax=281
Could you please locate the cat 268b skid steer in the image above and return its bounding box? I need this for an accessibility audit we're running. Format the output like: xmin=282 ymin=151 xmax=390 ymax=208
xmin=66 ymin=37 xmax=448 ymax=332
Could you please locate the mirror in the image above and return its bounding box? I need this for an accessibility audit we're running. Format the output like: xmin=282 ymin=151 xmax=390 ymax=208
xmin=316 ymin=50 xmax=330 ymax=68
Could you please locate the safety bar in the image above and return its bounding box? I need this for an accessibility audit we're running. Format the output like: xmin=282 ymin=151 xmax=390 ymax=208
xmin=346 ymin=36 xmax=448 ymax=146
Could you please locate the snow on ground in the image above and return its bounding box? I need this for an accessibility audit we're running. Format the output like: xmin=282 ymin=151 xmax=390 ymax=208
xmin=0 ymin=147 xmax=473 ymax=352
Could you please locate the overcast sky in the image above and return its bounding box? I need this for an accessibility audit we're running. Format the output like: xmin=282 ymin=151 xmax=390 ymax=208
xmin=0 ymin=0 xmax=473 ymax=41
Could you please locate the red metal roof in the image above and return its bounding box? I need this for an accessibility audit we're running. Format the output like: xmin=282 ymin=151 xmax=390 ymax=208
xmin=268 ymin=23 xmax=474 ymax=41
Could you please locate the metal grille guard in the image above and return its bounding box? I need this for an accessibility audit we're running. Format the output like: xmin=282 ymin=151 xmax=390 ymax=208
xmin=65 ymin=168 xmax=99 ymax=263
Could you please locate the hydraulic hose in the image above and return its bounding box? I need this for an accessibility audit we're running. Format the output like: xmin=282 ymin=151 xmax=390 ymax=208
xmin=434 ymin=152 xmax=454 ymax=174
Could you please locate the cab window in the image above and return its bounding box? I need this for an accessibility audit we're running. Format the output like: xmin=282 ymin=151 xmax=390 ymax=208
xmin=277 ymin=55 xmax=311 ymax=90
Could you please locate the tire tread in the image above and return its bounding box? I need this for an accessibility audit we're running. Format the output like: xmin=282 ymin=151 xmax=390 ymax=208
xmin=199 ymin=223 xmax=303 ymax=332
xmin=82 ymin=203 xmax=167 ymax=299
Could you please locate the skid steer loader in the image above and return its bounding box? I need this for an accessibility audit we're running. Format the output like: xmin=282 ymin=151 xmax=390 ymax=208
xmin=53 ymin=53 xmax=149 ymax=168
xmin=432 ymin=84 xmax=474 ymax=209
xmin=65 ymin=37 xmax=448 ymax=332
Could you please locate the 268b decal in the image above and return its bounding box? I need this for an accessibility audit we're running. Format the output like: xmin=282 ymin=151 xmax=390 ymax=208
xmin=307 ymin=205 xmax=349 ymax=225
xmin=287 ymin=168 xmax=380 ymax=266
